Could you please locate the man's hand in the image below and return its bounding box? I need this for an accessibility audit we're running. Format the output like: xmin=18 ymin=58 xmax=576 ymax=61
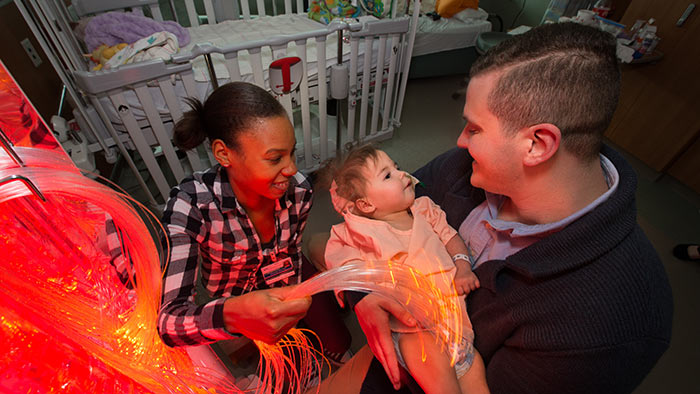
xmin=354 ymin=293 xmax=416 ymax=390
xmin=223 ymin=286 xmax=311 ymax=344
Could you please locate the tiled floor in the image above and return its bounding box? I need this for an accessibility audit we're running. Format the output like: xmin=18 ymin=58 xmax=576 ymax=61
xmin=121 ymin=74 xmax=699 ymax=393
xmin=304 ymin=75 xmax=700 ymax=394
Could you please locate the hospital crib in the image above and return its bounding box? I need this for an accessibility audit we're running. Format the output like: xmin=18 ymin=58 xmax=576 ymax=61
xmin=16 ymin=0 xmax=420 ymax=208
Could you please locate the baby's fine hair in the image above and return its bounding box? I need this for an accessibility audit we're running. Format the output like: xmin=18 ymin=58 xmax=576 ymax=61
xmin=321 ymin=144 xmax=381 ymax=202
xmin=173 ymin=82 xmax=287 ymax=151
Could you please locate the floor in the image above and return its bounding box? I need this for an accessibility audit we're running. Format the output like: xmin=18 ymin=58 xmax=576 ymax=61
xmin=118 ymin=74 xmax=700 ymax=393
xmin=303 ymin=75 xmax=700 ymax=394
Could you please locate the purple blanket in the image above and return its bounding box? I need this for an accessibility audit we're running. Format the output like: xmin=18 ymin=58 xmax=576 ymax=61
xmin=84 ymin=12 xmax=190 ymax=52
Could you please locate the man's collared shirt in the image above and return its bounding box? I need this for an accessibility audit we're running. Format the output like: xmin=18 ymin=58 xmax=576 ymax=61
xmin=459 ymin=154 xmax=619 ymax=269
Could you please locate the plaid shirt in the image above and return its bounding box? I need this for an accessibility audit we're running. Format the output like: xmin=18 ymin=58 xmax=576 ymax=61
xmin=105 ymin=217 xmax=134 ymax=289
xmin=157 ymin=165 xmax=313 ymax=347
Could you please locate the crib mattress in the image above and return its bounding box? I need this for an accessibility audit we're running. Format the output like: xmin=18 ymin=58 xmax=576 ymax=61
xmin=412 ymin=9 xmax=492 ymax=58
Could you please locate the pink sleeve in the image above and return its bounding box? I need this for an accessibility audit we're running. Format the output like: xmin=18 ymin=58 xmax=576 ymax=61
xmin=324 ymin=223 xmax=367 ymax=269
xmin=413 ymin=196 xmax=458 ymax=245
xmin=324 ymin=223 xmax=368 ymax=307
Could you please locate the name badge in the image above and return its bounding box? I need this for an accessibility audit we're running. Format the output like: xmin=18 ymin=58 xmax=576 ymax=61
xmin=261 ymin=256 xmax=295 ymax=285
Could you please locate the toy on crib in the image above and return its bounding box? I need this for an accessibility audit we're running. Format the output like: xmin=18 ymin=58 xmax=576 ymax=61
xmin=359 ymin=0 xmax=390 ymax=18
xmin=88 ymin=43 xmax=127 ymax=71
xmin=308 ymin=0 xmax=361 ymax=24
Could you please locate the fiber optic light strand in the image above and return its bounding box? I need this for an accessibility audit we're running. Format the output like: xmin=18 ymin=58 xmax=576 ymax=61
xmin=1 ymin=147 xmax=465 ymax=393
xmin=0 ymin=162 xmax=239 ymax=393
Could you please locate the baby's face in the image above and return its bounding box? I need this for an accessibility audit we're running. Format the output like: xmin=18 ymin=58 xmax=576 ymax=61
xmin=362 ymin=150 xmax=415 ymax=215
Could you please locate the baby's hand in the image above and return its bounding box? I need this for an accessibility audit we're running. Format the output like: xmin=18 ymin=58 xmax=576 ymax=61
xmin=454 ymin=267 xmax=480 ymax=296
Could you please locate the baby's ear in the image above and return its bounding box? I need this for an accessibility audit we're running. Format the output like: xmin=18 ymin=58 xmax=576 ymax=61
xmin=354 ymin=198 xmax=375 ymax=215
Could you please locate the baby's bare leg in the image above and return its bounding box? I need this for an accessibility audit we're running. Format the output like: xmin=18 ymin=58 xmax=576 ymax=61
xmin=398 ymin=332 xmax=461 ymax=394
xmin=458 ymin=350 xmax=490 ymax=394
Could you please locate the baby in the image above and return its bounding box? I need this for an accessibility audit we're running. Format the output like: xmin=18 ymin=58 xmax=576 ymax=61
xmin=323 ymin=144 xmax=484 ymax=394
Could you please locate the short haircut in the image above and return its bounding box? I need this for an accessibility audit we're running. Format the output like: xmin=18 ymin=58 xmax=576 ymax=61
xmin=470 ymin=22 xmax=621 ymax=160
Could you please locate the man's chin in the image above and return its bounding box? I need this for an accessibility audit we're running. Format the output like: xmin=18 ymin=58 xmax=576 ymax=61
xmin=469 ymin=174 xmax=481 ymax=189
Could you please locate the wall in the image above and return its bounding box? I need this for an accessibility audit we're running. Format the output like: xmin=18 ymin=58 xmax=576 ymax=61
xmin=0 ymin=2 xmax=65 ymax=122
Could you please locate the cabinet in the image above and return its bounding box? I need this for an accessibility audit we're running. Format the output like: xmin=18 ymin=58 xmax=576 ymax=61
xmin=604 ymin=0 xmax=700 ymax=193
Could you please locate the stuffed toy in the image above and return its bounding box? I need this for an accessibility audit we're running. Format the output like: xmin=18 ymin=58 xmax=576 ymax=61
xmin=435 ymin=0 xmax=478 ymax=18
xmin=308 ymin=0 xmax=360 ymax=24
xmin=88 ymin=43 xmax=128 ymax=71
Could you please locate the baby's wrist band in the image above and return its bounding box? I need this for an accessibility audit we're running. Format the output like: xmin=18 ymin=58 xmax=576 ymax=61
xmin=452 ymin=253 xmax=470 ymax=263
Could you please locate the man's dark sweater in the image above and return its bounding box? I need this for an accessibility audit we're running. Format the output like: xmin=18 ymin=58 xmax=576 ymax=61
xmin=360 ymin=145 xmax=673 ymax=394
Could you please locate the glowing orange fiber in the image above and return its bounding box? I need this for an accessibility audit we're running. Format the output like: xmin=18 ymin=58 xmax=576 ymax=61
xmin=0 ymin=147 xmax=462 ymax=393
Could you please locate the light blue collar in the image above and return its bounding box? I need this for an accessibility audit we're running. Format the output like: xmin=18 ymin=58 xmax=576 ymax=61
xmin=484 ymin=154 xmax=619 ymax=238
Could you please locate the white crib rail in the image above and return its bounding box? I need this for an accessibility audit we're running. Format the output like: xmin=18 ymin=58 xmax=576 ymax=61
xmin=166 ymin=16 xmax=412 ymax=171
xmin=68 ymin=0 xmax=300 ymax=33
xmin=25 ymin=0 xmax=86 ymax=72
xmin=71 ymin=14 xmax=415 ymax=204
xmin=41 ymin=0 xmax=422 ymax=206
xmin=358 ymin=35 xmax=372 ymax=141
xmin=348 ymin=17 xmax=411 ymax=144
xmin=170 ymin=20 xmax=354 ymax=171
xmin=70 ymin=0 xmax=161 ymax=17
xmin=317 ymin=35 xmax=329 ymax=162
xmin=73 ymin=60 xmax=215 ymax=204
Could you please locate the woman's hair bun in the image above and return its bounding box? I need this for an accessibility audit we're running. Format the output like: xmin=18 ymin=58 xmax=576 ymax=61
xmin=173 ymin=97 xmax=208 ymax=151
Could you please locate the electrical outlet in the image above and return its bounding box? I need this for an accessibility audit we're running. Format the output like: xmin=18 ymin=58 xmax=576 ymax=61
xmin=20 ymin=38 xmax=42 ymax=67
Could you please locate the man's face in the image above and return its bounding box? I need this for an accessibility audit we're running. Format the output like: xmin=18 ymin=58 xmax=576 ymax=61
xmin=457 ymin=72 xmax=522 ymax=196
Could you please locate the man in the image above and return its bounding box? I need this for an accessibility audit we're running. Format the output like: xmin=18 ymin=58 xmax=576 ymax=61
xmin=350 ymin=22 xmax=673 ymax=394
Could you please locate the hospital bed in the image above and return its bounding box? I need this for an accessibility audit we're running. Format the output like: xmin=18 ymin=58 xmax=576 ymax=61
xmin=408 ymin=7 xmax=492 ymax=78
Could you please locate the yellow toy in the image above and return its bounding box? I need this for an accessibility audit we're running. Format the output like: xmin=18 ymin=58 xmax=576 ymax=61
xmin=88 ymin=43 xmax=127 ymax=70
xmin=435 ymin=0 xmax=478 ymax=18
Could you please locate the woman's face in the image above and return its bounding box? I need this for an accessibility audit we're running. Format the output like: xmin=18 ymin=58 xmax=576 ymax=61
xmin=225 ymin=116 xmax=297 ymax=204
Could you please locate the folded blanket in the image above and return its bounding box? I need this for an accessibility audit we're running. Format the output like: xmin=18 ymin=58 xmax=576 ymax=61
xmin=104 ymin=31 xmax=179 ymax=70
xmin=84 ymin=12 xmax=190 ymax=52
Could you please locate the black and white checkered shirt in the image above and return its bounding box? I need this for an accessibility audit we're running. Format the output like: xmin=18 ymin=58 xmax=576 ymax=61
xmin=157 ymin=165 xmax=313 ymax=347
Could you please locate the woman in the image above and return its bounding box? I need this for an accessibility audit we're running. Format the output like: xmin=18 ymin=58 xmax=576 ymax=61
xmin=157 ymin=82 xmax=351 ymax=365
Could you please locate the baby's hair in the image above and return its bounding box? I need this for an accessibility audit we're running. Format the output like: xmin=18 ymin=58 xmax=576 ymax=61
xmin=319 ymin=143 xmax=381 ymax=202
xmin=173 ymin=82 xmax=287 ymax=151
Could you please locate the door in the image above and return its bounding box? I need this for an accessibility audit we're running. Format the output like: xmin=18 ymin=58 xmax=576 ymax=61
xmin=604 ymin=0 xmax=700 ymax=172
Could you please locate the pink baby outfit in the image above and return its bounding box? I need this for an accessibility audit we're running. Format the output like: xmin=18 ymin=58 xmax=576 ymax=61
xmin=326 ymin=196 xmax=460 ymax=289
xmin=325 ymin=196 xmax=474 ymax=374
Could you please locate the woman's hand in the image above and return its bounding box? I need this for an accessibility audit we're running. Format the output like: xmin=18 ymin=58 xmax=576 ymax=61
xmin=223 ymin=286 xmax=311 ymax=344
xmin=354 ymin=294 xmax=416 ymax=390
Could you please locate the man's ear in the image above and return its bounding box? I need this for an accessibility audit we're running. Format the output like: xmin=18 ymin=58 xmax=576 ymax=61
xmin=354 ymin=198 xmax=376 ymax=215
xmin=522 ymin=123 xmax=561 ymax=167
xmin=212 ymin=139 xmax=232 ymax=167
